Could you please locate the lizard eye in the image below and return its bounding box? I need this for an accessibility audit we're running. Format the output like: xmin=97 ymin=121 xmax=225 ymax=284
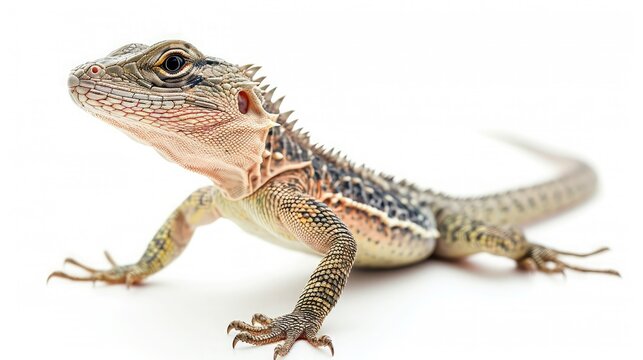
xmin=153 ymin=49 xmax=196 ymax=84
xmin=163 ymin=55 xmax=185 ymax=73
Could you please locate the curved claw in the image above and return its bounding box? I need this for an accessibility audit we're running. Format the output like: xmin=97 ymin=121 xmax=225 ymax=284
xmin=229 ymin=311 xmax=331 ymax=358
xmin=308 ymin=334 xmax=334 ymax=356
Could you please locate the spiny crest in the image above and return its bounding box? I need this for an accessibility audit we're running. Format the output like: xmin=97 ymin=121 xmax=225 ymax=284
xmin=237 ymin=62 xmax=424 ymax=195
xmin=239 ymin=64 xmax=330 ymax=165
xmin=279 ymin=111 xmax=296 ymax=128
xmin=238 ymin=64 xmax=253 ymax=72
xmin=264 ymin=87 xmax=276 ymax=102
xmin=239 ymin=63 xmax=313 ymax=148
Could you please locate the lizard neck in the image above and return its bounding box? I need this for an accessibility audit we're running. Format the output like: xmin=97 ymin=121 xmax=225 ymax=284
xmin=250 ymin=125 xmax=314 ymax=195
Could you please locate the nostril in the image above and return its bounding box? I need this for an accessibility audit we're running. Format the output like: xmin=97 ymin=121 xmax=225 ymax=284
xmin=87 ymin=65 xmax=103 ymax=78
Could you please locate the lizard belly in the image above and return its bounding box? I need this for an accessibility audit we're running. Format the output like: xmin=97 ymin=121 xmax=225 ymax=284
xmin=214 ymin=190 xmax=438 ymax=268
xmin=226 ymin=214 xmax=317 ymax=254
xmin=351 ymin=224 xmax=437 ymax=268
xmin=214 ymin=191 xmax=318 ymax=255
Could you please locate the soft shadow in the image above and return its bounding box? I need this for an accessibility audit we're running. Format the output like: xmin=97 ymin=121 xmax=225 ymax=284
xmin=434 ymin=257 xmax=533 ymax=279
xmin=346 ymin=257 xmax=532 ymax=292
xmin=68 ymin=256 xmax=537 ymax=330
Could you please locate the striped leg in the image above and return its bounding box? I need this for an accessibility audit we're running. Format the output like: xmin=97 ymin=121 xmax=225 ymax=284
xmin=48 ymin=186 xmax=219 ymax=286
xmin=435 ymin=212 xmax=619 ymax=276
xmin=228 ymin=183 xmax=355 ymax=358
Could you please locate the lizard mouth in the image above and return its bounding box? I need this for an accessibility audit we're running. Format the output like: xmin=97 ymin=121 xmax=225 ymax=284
xmin=70 ymin=77 xmax=187 ymax=108
xmin=67 ymin=73 xmax=226 ymax=128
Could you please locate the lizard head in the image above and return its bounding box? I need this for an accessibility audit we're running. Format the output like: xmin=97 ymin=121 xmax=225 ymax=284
xmin=68 ymin=40 xmax=277 ymax=199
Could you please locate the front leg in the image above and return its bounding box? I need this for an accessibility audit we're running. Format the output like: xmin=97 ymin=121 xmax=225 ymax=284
xmin=47 ymin=186 xmax=219 ymax=286
xmin=228 ymin=183 xmax=357 ymax=358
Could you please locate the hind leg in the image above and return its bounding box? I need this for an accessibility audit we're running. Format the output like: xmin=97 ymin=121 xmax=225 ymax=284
xmin=435 ymin=212 xmax=619 ymax=276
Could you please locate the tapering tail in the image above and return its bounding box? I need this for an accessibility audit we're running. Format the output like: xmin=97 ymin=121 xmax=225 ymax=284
xmin=430 ymin=136 xmax=598 ymax=226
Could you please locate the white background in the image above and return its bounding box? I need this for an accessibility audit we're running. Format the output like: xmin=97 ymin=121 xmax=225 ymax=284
xmin=1 ymin=1 xmax=641 ymax=359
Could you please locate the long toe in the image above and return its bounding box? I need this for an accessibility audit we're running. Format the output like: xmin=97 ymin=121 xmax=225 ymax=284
xmin=233 ymin=330 xmax=286 ymax=348
xmin=519 ymin=244 xmax=620 ymax=277
xmin=227 ymin=320 xmax=271 ymax=335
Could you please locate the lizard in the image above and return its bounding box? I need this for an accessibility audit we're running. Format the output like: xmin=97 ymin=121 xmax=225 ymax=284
xmin=47 ymin=40 xmax=619 ymax=359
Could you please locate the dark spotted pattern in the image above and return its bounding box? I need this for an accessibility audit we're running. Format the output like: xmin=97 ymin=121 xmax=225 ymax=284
xmin=265 ymin=126 xmax=436 ymax=231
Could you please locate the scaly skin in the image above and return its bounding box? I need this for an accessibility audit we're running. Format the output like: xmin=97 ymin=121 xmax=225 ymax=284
xmin=48 ymin=40 xmax=619 ymax=359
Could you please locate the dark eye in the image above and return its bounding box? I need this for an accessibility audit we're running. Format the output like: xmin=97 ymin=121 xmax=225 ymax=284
xmin=163 ymin=55 xmax=185 ymax=73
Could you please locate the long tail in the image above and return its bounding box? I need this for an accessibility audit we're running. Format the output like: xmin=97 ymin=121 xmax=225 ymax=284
xmin=428 ymin=136 xmax=598 ymax=226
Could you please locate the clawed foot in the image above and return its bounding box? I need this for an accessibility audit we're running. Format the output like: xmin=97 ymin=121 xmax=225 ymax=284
xmin=518 ymin=244 xmax=620 ymax=276
xmin=47 ymin=251 xmax=145 ymax=287
xmin=228 ymin=312 xmax=334 ymax=359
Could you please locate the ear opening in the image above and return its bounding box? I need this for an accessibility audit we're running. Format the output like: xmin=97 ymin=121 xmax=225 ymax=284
xmin=238 ymin=89 xmax=270 ymax=118
xmin=237 ymin=90 xmax=249 ymax=114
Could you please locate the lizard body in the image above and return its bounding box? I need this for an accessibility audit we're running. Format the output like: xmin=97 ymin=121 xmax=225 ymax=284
xmin=49 ymin=40 xmax=617 ymax=359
